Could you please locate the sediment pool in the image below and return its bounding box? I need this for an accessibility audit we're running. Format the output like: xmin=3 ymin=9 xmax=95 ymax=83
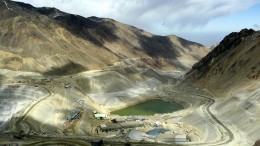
xmin=111 ymin=99 xmax=183 ymax=116
xmin=147 ymin=128 xmax=170 ymax=135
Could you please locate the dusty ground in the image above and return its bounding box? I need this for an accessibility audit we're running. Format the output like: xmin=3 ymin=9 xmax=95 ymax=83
xmin=0 ymin=68 xmax=258 ymax=146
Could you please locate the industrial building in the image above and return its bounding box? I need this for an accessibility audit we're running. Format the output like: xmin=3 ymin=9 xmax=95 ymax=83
xmin=67 ymin=109 xmax=81 ymax=122
xmin=94 ymin=114 xmax=108 ymax=120
xmin=99 ymin=121 xmax=144 ymax=132
xmin=174 ymin=134 xmax=187 ymax=142
xmin=111 ymin=118 xmax=126 ymax=123
xmin=151 ymin=121 xmax=163 ymax=127
xmin=111 ymin=117 xmax=145 ymax=123
xmin=126 ymin=117 xmax=145 ymax=122
xmin=64 ymin=83 xmax=72 ymax=89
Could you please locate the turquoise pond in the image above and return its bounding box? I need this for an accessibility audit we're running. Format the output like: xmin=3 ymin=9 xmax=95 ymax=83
xmin=111 ymin=99 xmax=183 ymax=116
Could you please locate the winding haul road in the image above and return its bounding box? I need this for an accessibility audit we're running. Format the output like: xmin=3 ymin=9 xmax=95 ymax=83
xmin=170 ymin=92 xmax=235 ymax=146
xmin=190 ymin=94 xmax=234 ymax=145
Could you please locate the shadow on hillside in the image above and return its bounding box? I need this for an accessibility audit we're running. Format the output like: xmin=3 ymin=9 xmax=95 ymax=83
xmin=0 ymin=74 xmax=3 ymax=84
xmin=177 ymin=37 xmax=202 ymax=51
xmin=136 ymin=34 xmax=192 ymax=69
xmin=53 ymin=15 xmax=119 ymax=48
xmin=138 ymin=35 xmax=180 ymax=59
xmin=43 ymin=61 xmax=88 ymax=76
xmin=13 ymin=1 xmax=119 ymax=48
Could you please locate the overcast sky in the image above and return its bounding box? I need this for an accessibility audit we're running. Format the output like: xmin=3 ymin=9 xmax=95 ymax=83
xmin=13 ymin=0 xmax=260 ymax=46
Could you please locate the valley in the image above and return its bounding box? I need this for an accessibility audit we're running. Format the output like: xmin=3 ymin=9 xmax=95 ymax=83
xmin=0 ymin=0 xmax=259 ymax=146
xmin=0 ymin=64 xmax=257 ymax=146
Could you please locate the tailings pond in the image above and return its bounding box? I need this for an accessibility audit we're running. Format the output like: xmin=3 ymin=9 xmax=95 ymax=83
xmin=111 ymin=99 xmax=183 ymax=116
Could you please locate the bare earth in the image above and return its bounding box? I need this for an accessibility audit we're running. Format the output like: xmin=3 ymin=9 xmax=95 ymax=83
xmin=0 ymin=67 xmax=258 ymax=146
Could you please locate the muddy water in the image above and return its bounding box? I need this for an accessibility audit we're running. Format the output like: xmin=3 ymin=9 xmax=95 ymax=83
xmin=111 ymin=99 xmax=183 ymax=116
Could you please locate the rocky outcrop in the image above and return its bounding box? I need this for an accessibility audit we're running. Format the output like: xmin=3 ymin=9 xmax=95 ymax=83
xmin=190 ymin=29 xmax=255 ymax=73
xmin=185 ymin=29 xmax=259 ymax=97
xmin=254 ymin=139 xmax=260 ymax=146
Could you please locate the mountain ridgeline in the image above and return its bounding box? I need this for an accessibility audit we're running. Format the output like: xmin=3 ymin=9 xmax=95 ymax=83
xmin=186 ymin=29 xmax=260 ymax=97
xmin=0 ymin=0 xmax=209 ymax=75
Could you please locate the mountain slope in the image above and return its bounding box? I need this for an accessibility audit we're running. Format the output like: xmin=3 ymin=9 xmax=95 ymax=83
xmin=185 ymin=29 xmax=260 ymax=145
xmin=0 ymin=0 xmax=209 ymax=75
xmin=186 ymin=29 xmax=260 ymax=97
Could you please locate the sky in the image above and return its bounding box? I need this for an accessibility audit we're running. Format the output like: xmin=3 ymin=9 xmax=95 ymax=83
xmin=13 ymin=0 xmax=260 ymax=46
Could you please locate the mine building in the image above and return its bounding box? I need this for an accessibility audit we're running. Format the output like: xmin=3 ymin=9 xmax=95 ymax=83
xmin=111 ymin=118 xmax=126 ymax=123
xmin=126 ymin=117 xmax=146 ymax=122
xmin=64 ymin=83 xmax=72 ymax=89
xmin=99 ymin=121 xmax=144 ymax=132
xmin=151 ymin=121 xmax=163 ymax=127
xmin=174 ymin=134 xmax=187 ymax=142
xmin=94 ymin=114 xmax=108 ymax=120
xmin=75 ymin=99 xmax=85 ymax=105
xmin=67 ymin=109 xmax=81 ymax=122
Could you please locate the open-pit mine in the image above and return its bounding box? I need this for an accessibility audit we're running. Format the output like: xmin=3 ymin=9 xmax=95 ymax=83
xmin=0 ymin=0 xmax=259 ymax=146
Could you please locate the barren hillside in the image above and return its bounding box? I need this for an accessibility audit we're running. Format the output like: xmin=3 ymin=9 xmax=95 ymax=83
xmin=4 ymin=0 xmax=260 ymax=145
xmin=0 ymin=0 xmax=209 ymax=75
xmin=185 ymin=29 xmax=260 ymax=145
xmin=186 ymin=29 xmax=259 ymax=97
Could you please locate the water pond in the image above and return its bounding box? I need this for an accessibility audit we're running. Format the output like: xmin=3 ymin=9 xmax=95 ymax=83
xmin=147 ymin=128 xmax=170 ymax=135
xmin=111 ymin=99 xmax=183 ymax=116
